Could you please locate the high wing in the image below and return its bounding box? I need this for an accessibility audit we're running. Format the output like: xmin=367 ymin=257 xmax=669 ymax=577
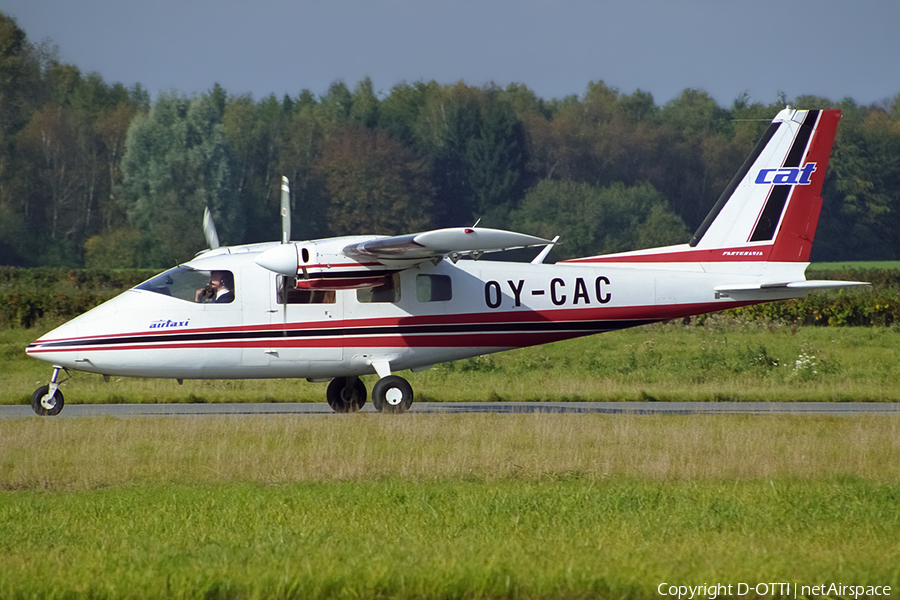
xmin=342 ymin=227 xmax=553 ymax=264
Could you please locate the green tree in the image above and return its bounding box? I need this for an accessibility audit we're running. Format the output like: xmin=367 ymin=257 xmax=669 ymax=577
xmin=232 ymin=93 xmax=290 ymax=242
xmin=0 ymin=13 xmax=42 ymax=264
xmin=465 ymin=98 xmax=527 ymax=226
xmin=94 ymin=102 xmax=137 ymax=231
xmin=0 ymin=14 xmax=146 ymax=266
xmin=816 ymin=103 xmax=900 ymax=260
xmin=660 ymin=88 xmax=729 ymax=137
xmin=0 ymin=13 xmax=40 ymax=136
xmin=656 ymin=89 xmax=733 ymax=229
xmin=276 ymin=98 xmax=326 ymax=240
xmin=223 ymin=93 xmax=266 ymax=239
xmin=510 ymin=179 xmax=689 ymax=261
xmin=42 ymin=61 xmax=83 ymax=107
xmin=414 ymin=82 xmax=483 ymax=228
xmin=319 ymin=80 xmax=353 ymax=131
xmin=314 ymin=125 xmax=432 ymax=236
xmin=16 ymin=104 xmax=80 ymax=244
xmin=524 ymin=81 xmax=630 ymax=188
xmin=349 ymin=77 xmax=379 ymax=128
xmin=619 ymin=89 xmax=658 ymax=123
xmin=121 ymin=91 xmax=233 ymax=266
xmin=378 ymin=81 xmax=429 ymax=145
xmin=501 ymin=83 xmax=551 ymax=120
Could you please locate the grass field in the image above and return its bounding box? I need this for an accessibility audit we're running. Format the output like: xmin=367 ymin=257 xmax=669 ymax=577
xmin=1 ymin=414 xmax=899 ymax=599
xmin=5 ymin=318 xmax=900 ymax=406
xmin=4 ymin=307 xmax=900 ymax=597
xmin=3 ymin=479 xmax=897 ymax=600
xmin=811 ymin=260 xmax=900 ymax=270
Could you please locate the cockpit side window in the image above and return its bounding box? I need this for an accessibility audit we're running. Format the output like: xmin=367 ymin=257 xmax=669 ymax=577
xmin=136 ymin=267 xmax=236 ymax=304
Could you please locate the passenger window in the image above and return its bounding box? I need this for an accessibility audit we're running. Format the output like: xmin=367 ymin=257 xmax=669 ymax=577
xmin=416 ymin=274 xmax=452 ymax=302
xmin=357 ymin=273 xmax=401 ymax=303
xmin=277 ymin=276 xmax=336 ymax=304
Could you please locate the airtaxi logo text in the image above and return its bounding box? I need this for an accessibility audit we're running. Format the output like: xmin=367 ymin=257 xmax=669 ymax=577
xmin=657 ymin=581 xmax=891 ymax=599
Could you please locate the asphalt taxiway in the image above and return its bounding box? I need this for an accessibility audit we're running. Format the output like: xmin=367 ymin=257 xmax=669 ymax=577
xmin=2 ymin=401 xmax=899 ymax=418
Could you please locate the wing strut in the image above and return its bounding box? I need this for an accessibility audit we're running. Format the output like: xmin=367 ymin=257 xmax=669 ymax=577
xmin=531 ymin=236 xmax=560 ymax=264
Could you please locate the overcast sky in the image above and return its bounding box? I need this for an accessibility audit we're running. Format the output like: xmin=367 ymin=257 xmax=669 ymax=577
xmin=4 ymin=0 xmax=898 ymax=107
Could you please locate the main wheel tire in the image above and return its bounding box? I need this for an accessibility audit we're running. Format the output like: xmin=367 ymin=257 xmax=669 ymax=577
xmin=31 ymin=385 xmax=64 ymax=416
xmin=372 ymin=375 xmax=413 ymax=414
xmin=326 ymin=377 xmax=366 ymax=413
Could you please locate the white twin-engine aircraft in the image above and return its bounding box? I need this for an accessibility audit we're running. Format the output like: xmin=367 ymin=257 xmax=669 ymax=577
xmin=27 ymin=108 xmax=867 ymax=415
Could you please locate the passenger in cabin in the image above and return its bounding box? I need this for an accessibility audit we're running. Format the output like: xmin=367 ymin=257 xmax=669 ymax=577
xmin=195 ymin=270 xmax=235 ymax=304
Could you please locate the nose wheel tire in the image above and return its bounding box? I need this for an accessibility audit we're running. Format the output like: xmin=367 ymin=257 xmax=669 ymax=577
xmin=372 ymin=375 xmax=413 ymax=414
xmin=326 ymin=377 xmax=367 ymax=413
xmin=31 ymin=385 xmax=64 ymax=416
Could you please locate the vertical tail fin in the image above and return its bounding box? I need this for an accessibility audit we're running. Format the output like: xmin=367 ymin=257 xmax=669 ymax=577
xmin=690 ymin=108 xmax=840 ymax=261
xmin=562 ymin=108 xmax=841 ymax=265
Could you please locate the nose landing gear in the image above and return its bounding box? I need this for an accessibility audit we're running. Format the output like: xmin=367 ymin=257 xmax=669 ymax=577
xmin=32 ymin=366 xmax=68 ymax=416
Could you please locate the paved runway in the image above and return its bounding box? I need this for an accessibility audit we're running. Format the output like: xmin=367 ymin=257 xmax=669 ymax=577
xmin=2 ymin=401 xmax=899 ymax=418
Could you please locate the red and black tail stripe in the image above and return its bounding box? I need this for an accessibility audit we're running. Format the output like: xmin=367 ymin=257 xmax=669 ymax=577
xmin=749 ymin=110 xmax=820 ymax=243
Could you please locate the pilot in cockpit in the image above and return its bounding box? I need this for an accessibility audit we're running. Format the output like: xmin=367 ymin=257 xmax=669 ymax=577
xmin=195 ymin=270 xmax=235 ymax=304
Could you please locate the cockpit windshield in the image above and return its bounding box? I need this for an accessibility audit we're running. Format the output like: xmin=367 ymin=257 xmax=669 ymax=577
xmin=135 ymin=266 xmax=235 ymax=304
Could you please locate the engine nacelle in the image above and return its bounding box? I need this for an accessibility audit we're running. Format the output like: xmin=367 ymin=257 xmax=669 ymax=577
xmin=255 ymin=238 xmax=397 ymax=290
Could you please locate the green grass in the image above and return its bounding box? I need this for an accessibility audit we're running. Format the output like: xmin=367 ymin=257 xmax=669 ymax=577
xmin=5 ymin=318 xmax=900 ymax=405
xmin=1 ymin=414 xmax=899 ymax=599
xmin=4 ymin=414 xmax=900 ymax=486
xmin=810 ymin=260 xmax=900 ymax=270
xmin=2 ymin=479 xmax=898 ymax=600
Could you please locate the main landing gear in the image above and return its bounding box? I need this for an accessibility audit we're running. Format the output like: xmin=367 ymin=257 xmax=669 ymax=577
xmin=325 ymin=374 xmax=414 ymax=414
xmin=326 ymin=376 xmax=367 ymax=413
xmin=372 ymin=375 xmax=414 ymax=414
xmin=30 ymin=367 xmax=415 ymax=416
xmin=32 ymin=366 xmax=67 ymax=416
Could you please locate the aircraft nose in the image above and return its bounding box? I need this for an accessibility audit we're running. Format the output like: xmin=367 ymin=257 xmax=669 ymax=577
xmin=25 ymin=318 xmax=79 ymax=363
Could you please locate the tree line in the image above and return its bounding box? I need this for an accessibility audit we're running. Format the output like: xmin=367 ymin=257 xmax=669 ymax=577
xmin=1 ymin=12 xmax=898 ymax=268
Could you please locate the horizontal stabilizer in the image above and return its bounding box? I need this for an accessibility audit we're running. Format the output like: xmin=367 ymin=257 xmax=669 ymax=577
xmin=715 ymin=280 xmax=869 ymax=293
xmin=343 ymin=227 xmax=552 ymax=263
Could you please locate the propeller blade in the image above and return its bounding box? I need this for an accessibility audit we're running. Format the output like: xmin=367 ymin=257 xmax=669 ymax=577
xmin=281 ymin=176 xmax=291 ymax=244
xmin=202 ymin=207 xmax=220 ymax=250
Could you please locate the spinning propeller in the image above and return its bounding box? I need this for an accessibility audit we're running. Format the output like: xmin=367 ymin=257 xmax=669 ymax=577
xmin=202 ymin=207 xmax=220 ymax=250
